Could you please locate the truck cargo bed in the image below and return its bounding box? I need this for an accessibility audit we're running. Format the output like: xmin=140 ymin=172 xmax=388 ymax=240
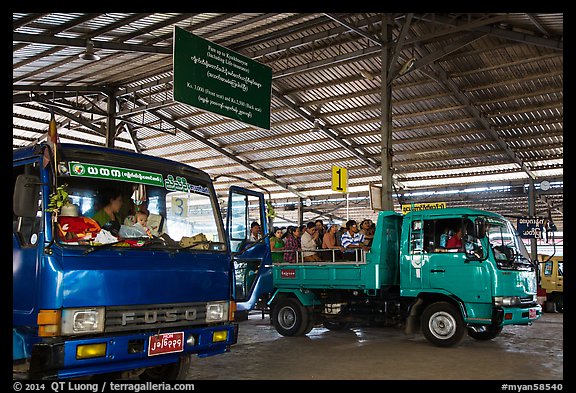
xmin=272 ymin=261 xmax=380 ymax=290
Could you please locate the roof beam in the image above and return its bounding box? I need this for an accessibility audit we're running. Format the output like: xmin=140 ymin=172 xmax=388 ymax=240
xmin=323 ymin=13 xmax=383 ymax=46
xmin=525 ymin=13 xmax=552 ymax=37
xmin=145 ymin=107 xmax=307 ymax=199
xmin=403 ymin=15 xmax=507 ymax=47
xmin=409 ymin=39 xmax=539 ymax=180
xmin=13 ymin=13 xmax=103 ymax=60
xmin=412 ymin=13 xmax=562 ymax=51
xmin=13 ymin=32 xmax=172 ymax=55
xmin=387 ymin=13 xmax=413 ymax=75
xmin=28 ymin=94 xmax=105 ymax=135
xmin=13 ymin=13 xmax=50 ymax=30
xmin=271 ymin=86 xmax=378 ymax=169
xmin=389 ymin=33 xmax=486 ymax=84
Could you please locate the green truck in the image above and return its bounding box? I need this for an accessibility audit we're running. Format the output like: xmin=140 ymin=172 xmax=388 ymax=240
xmin=267 ymin=208 xmax=542 ymax=347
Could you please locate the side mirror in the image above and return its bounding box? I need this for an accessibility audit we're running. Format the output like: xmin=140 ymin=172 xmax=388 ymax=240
xmin=474 ymin=217 xmax=487 ymax=238
xmin=14 ymin=174 xmax=41 ymax=218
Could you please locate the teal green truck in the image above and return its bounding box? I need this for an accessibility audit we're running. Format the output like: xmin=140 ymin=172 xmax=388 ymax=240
xmin=267 ymin=208 xmax=542 ymax=347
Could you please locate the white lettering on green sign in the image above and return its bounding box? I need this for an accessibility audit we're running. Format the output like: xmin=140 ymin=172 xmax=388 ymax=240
xmin=69 ymin=162 xmax=164 ymax=186
xmin=164 ymin=174 xmax=209 ymax=195
xmin=173 ymin=26 xmax=272 ymax=130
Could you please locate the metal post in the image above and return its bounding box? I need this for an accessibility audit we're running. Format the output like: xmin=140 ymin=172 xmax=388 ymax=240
xmin=528 ymin=179 xmax=538 ymax=261
xmin=298 ymin=197 xmax=304 ymax=226
xmin=380 ymin=15 xmax=394 ymax=211
xmin=346 ymin=193 xmax=350 ymax=220
xmin=106 ymin=89 xmax=117 ymax=148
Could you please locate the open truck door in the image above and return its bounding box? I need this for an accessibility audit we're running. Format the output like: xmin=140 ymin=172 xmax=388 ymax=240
xmin=226 ymin=186 xmax=273 ymax=319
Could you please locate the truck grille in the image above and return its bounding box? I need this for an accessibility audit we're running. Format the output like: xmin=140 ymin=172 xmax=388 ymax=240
xmin=519 ymin=296 xmax=537 ymax=307
xmin=105 ymin=302 xmax=207 ymax=333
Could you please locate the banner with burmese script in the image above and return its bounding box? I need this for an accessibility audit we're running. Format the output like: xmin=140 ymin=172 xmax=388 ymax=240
xmin=401 ymin=202 xmax=447 ymax=215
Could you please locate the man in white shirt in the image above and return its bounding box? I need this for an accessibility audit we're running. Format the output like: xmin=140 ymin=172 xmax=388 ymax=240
xmin=301 ymin=222 xmax=322 ymax=262
xmin=341 ymin=220 xmax=370 ymax=261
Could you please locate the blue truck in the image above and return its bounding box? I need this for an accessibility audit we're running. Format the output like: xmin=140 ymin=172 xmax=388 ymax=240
xmin=236 ymin=203 xmax=542 ymax=347
xmin=13 ymin=142 xmax=240 ymax=379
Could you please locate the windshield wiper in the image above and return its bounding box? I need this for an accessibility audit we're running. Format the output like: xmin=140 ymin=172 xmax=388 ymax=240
xmin=82 ymin=236 xmax=172 ymax=254
xmin=83 ymin=241 xmax=124 ymax=255
xmin=179 ymin=240 xmax=226 ymax=250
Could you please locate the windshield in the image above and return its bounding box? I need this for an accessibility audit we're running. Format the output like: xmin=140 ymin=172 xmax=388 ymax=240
xmin=486 ymin=217 xmax=532 ymax=270
xmin=53 ymin=160 xmax=226 ymax=251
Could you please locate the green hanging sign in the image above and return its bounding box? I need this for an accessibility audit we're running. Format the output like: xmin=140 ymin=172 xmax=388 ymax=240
xmin=173 ymin=26 xmax=272 ymax=130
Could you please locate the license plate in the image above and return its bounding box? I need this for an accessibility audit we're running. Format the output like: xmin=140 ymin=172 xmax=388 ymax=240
xmin=148 ymin=332 xmax=184 ymax=356
xmin=529 ymin=308 xmax=537 ymax=319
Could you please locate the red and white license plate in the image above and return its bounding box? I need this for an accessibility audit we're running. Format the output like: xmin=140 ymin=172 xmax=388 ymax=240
xmin=529 ymin=308 xmax=537 ymax=319
xmin=148 ymin=332 xmax=184 ymax=356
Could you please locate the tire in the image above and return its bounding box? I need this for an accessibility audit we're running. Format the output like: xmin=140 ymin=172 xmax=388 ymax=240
xmin=467 ymin=325 xmax=503 ymax=341
xmin=421 ymin=302 xmax=465 ymax=347
xmin=554 ymin=294 xmax=563 ymax=313
xmin=301 ymin=308 xmax=316 ymax=335
xmin=234 ymin=310 xmax=249 ymax=321
xmin=272 ymin=297 xmax=310 ymax=336
xmin=139 ymin=355 xmax=191 ymax=380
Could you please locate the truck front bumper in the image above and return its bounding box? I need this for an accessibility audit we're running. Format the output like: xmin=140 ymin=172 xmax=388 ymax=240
xmin=29 ymin=323 xmax=238 ymax=379
xmin=492 ymin=304 xmax=542 ymax=326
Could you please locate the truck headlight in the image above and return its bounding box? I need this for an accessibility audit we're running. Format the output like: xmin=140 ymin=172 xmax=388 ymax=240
xmin=494 ymin=296 xmax=521 ymax=307
xmin=206 ymin=301 xmax=229 ymax=322
xmin=62 ymin=308 xmax=105 ymax=335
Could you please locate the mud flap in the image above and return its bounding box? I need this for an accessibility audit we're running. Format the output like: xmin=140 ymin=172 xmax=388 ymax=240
xmin=404 ymin=297 xmax=424 ymax=335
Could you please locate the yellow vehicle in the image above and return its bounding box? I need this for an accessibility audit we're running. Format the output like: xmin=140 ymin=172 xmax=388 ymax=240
xmin=538 ymin=254 xmax=563 ymax=312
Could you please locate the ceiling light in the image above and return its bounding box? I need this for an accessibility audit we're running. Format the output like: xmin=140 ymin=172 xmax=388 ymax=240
xmin=310 ymin=119 xmax=323 ymax=132
xmin=78 ymin=40 xmax=100 ymax=61
xmin=398 ymin=57 xmax=416 ymax=76
xmin=359 ymin=69 xmax=375 ymax=80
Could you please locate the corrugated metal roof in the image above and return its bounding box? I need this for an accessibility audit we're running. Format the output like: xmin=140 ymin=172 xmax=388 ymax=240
xmin=13 ymin=12 xmax=563 ymax=229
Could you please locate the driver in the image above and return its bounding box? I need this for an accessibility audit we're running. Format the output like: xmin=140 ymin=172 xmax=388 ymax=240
xmin=92 ymin=188 xmax=123 ymax=227
xmin=446 ymin=228 xmax=463 ymax=249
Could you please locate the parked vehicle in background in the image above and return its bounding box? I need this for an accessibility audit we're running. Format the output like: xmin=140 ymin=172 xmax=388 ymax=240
xmin=538 ymin=254 xmax=563 ymax=313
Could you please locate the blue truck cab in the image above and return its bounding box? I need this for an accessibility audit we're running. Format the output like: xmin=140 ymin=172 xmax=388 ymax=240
xmin=13 ymin=142 xmax=238 ymax=379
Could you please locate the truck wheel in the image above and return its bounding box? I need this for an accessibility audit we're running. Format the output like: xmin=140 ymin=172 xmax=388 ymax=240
xmin=139 ymin=355 xmax=191 ymax=380
xmin=467 ymin=325 xmax=503 ymax=341
xmin=234 ymin=310 xmax=249 ymax=321
xmin=272 ymin=297 xmax=310 ymax=336
xmin=301 ymin=308 xmax=315 ymax=335
xmin=554 ymin=295 xmax=563 ymax=313
xmin=421 ymin=302 xmax=465 ymax=347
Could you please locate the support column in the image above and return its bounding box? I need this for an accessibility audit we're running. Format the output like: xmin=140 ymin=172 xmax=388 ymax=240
xmin=528 ymin=179 xmax=538 ymax=261
xmin=380 ymin=15 xmax=394 ymax=211
xmin=106 ymin=89 xmax=117 ymax=148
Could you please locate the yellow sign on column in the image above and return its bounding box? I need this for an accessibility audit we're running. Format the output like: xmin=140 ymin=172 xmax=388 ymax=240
xmin=331 ymin=165 xmax=348 ymax=193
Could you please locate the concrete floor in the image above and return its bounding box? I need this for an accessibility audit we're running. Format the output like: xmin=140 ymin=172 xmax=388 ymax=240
xmin=184 ymin=312 xmax=563 ymax=381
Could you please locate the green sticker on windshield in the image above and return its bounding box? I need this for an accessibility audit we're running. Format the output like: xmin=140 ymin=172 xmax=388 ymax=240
xmin=69 ymin=162 xmax=164 ymax=186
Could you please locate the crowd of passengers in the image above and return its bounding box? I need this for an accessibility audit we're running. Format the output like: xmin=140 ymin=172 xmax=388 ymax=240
xmin=252 ymin=219 xmax=376 ymax=263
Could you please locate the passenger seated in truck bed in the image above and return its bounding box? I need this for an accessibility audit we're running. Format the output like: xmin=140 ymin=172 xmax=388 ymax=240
xmin=321 ymin=224 xmax=344 ymax=261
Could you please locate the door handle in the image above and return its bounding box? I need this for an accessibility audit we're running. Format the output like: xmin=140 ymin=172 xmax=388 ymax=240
xmin=430 ymin=269 xmax=445 ymax=273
